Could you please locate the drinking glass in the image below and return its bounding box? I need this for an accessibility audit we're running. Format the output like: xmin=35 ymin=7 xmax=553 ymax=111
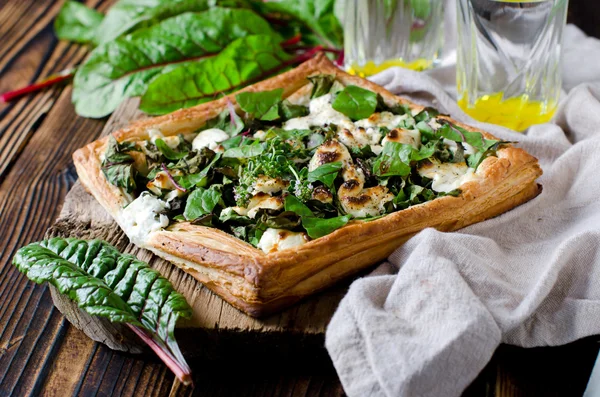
xmin=456 ymin=0 xmax=569 ymax=131
xmin=343 ymin=0 xmax=445 ymax=77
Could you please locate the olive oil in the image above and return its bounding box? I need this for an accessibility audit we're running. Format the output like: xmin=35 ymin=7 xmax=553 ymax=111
xmin=347 ymin=58 xmax=433 ymax=77
xmin=458 ymin=93 xmax=557 ymax=132
xmin=457 ymin=0 xmax=568 ymax=131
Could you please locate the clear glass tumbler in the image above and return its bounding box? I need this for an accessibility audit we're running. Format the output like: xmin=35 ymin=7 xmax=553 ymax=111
xmin=343 ymin=0 xmax=445 ymax=77
xmin=456 ymin=0 xmax=569 ymax=131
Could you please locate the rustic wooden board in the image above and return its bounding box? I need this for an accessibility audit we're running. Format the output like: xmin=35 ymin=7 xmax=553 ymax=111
xmin=45 ymin=97 xmax=354 ymax=361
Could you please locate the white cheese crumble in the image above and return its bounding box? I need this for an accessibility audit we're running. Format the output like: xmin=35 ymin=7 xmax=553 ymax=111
xmin=257 ymin=228 xmax=308 ymax=254
xmin=355 ymin=112 xmax=408 ymax=129
xmin=418 ymin=162 xmax=479 ymax=193
xmin=283 ymin=94 xmax=354 ymax=131
xmin=120 ymin=192 xmax=170 ymax=245
xmin=192 ymin=128 xmax=229 ymax=151
xmin=147 ymin=128 xmax=164 ymax=143
xmin=443 ymin=139 xmax=476 ymax=156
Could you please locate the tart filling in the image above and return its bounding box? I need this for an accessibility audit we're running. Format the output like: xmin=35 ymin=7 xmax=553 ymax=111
xmin=100 ymin=75 xmax=507 ymax=253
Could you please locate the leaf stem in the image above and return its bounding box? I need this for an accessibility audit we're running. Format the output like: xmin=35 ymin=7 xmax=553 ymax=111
xmin=0 ymin=69 xmax=75 ymax=103
xmin=127 ymin=324 xmax=192 ymax=386
xmin=281 ymin=33 xmax=302 ymax=47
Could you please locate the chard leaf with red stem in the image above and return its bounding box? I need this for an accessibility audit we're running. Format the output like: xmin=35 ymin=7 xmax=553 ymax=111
xmin=73 ymin=8 xmax=277 ymax=118
xmin=12 ymin=238 xmax=193 ymax=385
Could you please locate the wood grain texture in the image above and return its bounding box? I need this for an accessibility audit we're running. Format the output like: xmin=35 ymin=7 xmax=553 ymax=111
xmin=0 ymin=0 xmax=599 ymax=396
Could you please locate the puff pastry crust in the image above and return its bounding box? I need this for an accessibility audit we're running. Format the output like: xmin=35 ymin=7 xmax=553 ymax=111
xmin=73 ymin=54 xmax=542 ymax=317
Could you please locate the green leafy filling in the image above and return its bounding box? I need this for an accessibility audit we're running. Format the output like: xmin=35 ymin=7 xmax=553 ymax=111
xmin=101 ymin=76 xmax=507 ymax=248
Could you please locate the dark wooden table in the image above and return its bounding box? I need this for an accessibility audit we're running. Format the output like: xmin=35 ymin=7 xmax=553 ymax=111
xmin=1 ymin=1 xmax=600 ymax=396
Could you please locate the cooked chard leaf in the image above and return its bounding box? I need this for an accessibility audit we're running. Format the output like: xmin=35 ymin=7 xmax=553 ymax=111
xmin=176 ymin=153 xmax=221 ymax=189
xmin=414 ymin=107 xmax=440 ymax=123
xmin=284 ymin=195 xmax=350 ymax=239
xmin=236 ymin=89 xmax=284 ymax=121
xmin=376 ymin=94 xmax=411 ymax=115
xmin=279 ymin=101 xmax=309 ymax=120
xmin=301 ymin=215 xmax=351 ymax=238
xmin=332 ymin=85 xmax=378 ymax=121
xmin=73 ymin=8 xmax=275 ymax=118
xmin=204 ymin=107 xmax=245 ymax=137
xmin=308 ymin=74 xmax=335 ymax=98
xmin=102 ymin=136 xmax=137 ymax=192
xmin=13 ymin=238 xmax=192 ymax=384
xmin=307 ymin=161 xmax=342 ymax=190
xmin=183 ymin=187 xmax=222 ymax=221
xmin=223 ymin=142 xmax=265 ymax=158
xmin=140 ymin=35 xmax=291 ymax=115
xmin=155 ymin=139 xmax=189 ymax=160
xmin=54 ymin=1 xmax=104 ymax=44
xmin=219 ymin=207 xmax=252 ymax=224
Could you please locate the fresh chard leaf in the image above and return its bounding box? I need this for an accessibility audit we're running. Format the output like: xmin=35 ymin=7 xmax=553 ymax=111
xmin=92 ymin=0 xmax=250 ymax=45
xmin=73 ymin=8 xmax=275 ymax=118
xmin=257 ymin=0 xmax=343 ymax=48
xmin=13 ymin=238 xmax=193 ymax=385
xmin=307 ymin=161 xmax=342 ymax=190
xmin=54 ymin=1 xmax=104 ymax=44
xmin=183 ymin=187 xmax=222 ymax=221
xmin=308 ymin=74 xmax=335 ymax=98
xmin=155 ymin=139 xmax=189 ymax=160
xmin=140 ymin=35 xmax=291 ymax=115
xmin=284 ymin=195 xmax=350 ymax=239
xmin=236 ymin=89 xmax=283 ymax=121
xmin=372 ymin=142 xmax=413 ymax=177
xmin=332 ymin=85 xmax=378 ymax=121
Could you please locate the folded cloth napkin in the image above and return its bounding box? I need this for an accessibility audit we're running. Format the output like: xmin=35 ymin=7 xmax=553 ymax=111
xmin=325 ymin=24 xmax=600 ymax=397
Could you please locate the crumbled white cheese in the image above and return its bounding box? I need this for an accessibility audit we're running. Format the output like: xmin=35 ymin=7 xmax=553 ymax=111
xmin=283 ymin=94 xmax=354 ymax=131
xmin=257 ymin=228 xmax=308 ymax=254
xmin=382 ymin=128 xmax=421 ymax=149
xmin=147 ymin=128 xmax=164 ymax=143
xmin=233 ymin=193 xmax=284 ymax=219
xmin=253 ymin=130 xmax=268 ymax=141
xmin=251 ymin=176 xmax=289 ymax=195
xmin=120 ymin=192 xmax=169 ymax=245
xmin=443 ymin=139 xmax=476 ymax=156
xmin=308 ymin=139 xmax=352 ymax=172
xmin=355 ymin=112 xmax=408 ymax=129
xmin=418 ymin=162 xmax=479 ymax=193
xmin=192 ymin=128 xmax=229 ymax=151
xmin=339 ymin=186 xmax=394 ymax=218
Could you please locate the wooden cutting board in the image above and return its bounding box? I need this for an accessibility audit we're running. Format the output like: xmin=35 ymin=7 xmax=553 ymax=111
xmin=44 ymin=98 xmax=356 ymax=363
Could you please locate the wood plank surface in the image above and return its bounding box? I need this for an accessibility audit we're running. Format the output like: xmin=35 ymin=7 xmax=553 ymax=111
xmin=0 ymin=1 xmax=599 ymax=396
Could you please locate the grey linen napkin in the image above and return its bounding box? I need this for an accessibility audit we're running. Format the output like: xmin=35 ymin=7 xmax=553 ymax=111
xmin=325 ymin=25 xmax=600 ymax=397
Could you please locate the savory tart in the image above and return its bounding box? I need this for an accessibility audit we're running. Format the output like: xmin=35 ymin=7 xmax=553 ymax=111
xmin=73 ymin=54 xmax=542 ymax=316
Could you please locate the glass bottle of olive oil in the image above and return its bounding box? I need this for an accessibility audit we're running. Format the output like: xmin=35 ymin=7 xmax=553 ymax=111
xmin=456 ymin=0 xmax=569 ymax=131
xmin=343 ymin=0 xmax=444 ymax=77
